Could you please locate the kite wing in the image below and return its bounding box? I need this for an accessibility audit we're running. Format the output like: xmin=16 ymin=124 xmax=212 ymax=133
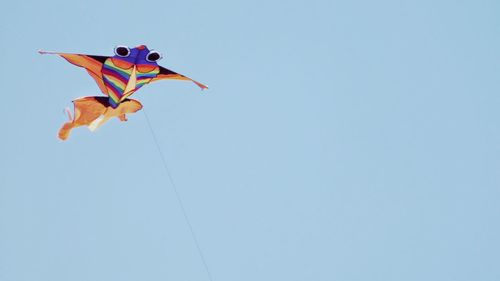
xmin=39 ymin=50 xmax=109 ymax=95
xmin=151 ymin=66 xmax=208 ymax=90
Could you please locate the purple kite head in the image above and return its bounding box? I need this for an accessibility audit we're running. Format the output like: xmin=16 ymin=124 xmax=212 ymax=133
xmin=113 ymin=45 xmax=162 ymax=66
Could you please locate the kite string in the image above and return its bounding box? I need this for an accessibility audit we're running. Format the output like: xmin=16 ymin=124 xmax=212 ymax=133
xmin=142 ymin=109 xmax=214 ymax=281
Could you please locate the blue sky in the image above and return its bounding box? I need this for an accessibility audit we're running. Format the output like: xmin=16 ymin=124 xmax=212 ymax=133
xmin=1 ymin=0 xmax=499 ymax=280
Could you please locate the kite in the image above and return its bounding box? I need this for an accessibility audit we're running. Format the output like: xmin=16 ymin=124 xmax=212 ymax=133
xmin=39 ymin=45 xmax=207 ymax=140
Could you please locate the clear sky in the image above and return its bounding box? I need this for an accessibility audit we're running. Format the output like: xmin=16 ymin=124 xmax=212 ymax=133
xmin=1 ymin=0 xmax=499 ymax=280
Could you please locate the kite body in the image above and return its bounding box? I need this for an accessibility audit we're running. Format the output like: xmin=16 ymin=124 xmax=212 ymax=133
xmin=40 ymin=45 xmax=207 ymax=140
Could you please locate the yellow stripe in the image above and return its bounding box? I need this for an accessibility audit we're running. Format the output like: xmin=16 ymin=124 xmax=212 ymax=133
xmin=104 ymin=75 xmax=126 ymax=90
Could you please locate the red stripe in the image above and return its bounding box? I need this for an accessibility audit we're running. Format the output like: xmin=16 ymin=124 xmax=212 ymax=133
xmin=102 ymin=68 xmax=129 ymax=85
xmin=105 ymin=80 xmax=123 ymax=99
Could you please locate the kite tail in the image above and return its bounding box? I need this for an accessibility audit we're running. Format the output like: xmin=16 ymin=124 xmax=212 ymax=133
xmin=57 ymin=96 xmax=143 ymax=141
xmin=58 ymin=122 xmax=75 ymax=140
xmin=65 ymin=107 xmax=73 ymax=120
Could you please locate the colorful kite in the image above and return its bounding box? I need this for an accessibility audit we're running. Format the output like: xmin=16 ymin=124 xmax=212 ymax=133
xmin=40 ymin=45 xmax=207 ymax=140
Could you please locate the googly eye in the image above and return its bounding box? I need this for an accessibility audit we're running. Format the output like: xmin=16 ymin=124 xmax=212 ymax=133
xmin=146 ymin=50 xmax=162 ymax=62
xmin=114 ymin=46 xmax=130 ymax=57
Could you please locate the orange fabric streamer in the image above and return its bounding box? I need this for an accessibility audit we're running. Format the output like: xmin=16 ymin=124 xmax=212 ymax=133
xmin=59 ymin=96 xmax=143 ymax=140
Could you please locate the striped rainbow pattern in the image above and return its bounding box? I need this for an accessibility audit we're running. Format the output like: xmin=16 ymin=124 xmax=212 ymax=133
xmin=102 ymin=59 xmax=160 ymax=108
xmin=122 ymin=64 xmax=160 ymax=100
xmin=102 ymin=58 xmax=134 ymax=108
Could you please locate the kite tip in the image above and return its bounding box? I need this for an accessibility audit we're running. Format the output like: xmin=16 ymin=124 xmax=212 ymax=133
xmin=197 ymin=83 xmax=209 ymax=91
xmin=38 ymin=50 xmax=57 ymax=55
